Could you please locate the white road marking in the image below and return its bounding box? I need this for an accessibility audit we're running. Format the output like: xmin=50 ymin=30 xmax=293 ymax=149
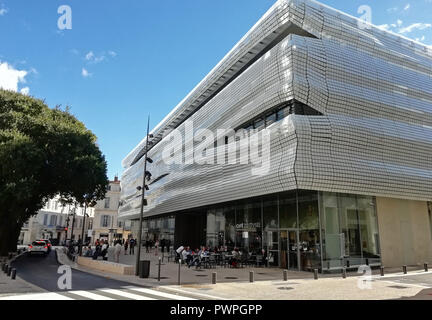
xmin=161 ymin=286 xmax=227 ymax=300
xmin=373 ymin=270 xmax=432 ymax=279
xmin=0 ymin=292 xmax=73 ymax=300
xmin=70 ymin=290 xmax=114 ymax=300
xmin=98 ymin=288 xmax=155 ymax=300
xmin=124 ymin=286 xmax=196 ymax=300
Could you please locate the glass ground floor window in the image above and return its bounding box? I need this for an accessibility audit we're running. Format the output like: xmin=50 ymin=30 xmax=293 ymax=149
xmin=142 ymin=190 xmax=381 ymax=272
xmin=142 ymin=215 xmax=175 ymax=249
xmin=320 ymin=192 xmax=381 ymax=270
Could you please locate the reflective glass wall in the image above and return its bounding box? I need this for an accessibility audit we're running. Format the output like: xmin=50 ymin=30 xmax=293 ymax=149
xmin=143 ymin=190 xmax=381 ymax=272
xmin=320 ymin=192 xmax=381 ymax=270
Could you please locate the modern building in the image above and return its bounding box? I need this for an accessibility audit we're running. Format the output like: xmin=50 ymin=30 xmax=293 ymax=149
xmin=119 ymin=0 xmax=432 ymax=272
xmin=92 ymin=177 xmax=130 ymax=245
xmin=19 ymin=196 xmax=94 ymax=245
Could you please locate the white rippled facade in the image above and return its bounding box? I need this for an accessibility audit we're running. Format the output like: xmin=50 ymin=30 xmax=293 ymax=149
xmin=120 ymin=0 xmax=432 ymax=269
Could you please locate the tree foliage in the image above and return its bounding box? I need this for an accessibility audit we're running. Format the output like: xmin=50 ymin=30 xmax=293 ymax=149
xmin=0 ymin=89 xmax=108 ymax=255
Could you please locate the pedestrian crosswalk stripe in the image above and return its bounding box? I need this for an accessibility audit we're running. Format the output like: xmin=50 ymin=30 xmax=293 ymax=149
xmin=0 ymin=292 xmax=74 ymax=300
xmin=0 ymin=287 xmax=205 ymax=300
xmin=70 ymin=290 xmax=114 ymax=300
xmin=98 ymin=288 xmax=155 ymax=300
xmin=161 ymin=286 xmax=227 ymax=300
xmin=125 ymin=286 xmax=196 ymax=300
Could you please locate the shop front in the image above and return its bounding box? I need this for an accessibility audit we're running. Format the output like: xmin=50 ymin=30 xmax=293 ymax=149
xmin=143 ymin=190 xmax=381 ymax=272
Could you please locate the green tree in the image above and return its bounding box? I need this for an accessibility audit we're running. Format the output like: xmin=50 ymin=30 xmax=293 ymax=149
xmin=0 ymin=89 xmax=108 ymax=256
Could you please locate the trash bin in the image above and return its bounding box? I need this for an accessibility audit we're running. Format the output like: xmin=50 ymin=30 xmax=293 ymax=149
xmin=139 ymin=260 xmax=150 ymax=278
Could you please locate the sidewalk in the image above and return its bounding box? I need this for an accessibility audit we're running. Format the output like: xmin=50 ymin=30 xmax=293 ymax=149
xmin=0 ymin=256 xmax=46 ymax=296
xmin=58 ymin=246 xmax=432 ymax=300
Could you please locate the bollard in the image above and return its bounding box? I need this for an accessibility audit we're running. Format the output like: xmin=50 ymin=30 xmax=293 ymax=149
xmin=249 ymin=271 xmax=254 ymax=283
xmin=346 ymin=260 xmax=350 ymax=268
xmin=4 ymin=264 xmax=8 ymax=274
xmin=178 ymin=259 xmax=181 ymax=285
xmin=158 ymin=257 xmax=161 ymax=282
xmin=283 ymin=270 xmax=288 ymax=281
xmin=212 ymin=272 xmax=217 ymax=285
xmin=366 ymin=258 xmax=369 ymax=266
xmin=314 ymin=269 xmax=318 ymax=280
xmin=342 ymin=267 xmax=347 ymax=279
xmin=424 ymin=263 xmax=428 ymax=272
xmin=1 ymin=263 xmax=5 ymax=272
xmin=7 ymin=265 xmax=12 ymax=277
xmin=403 ymin=265 xmax=407 ymax=274
xmin=11 ymin=268 xmax=16 ymax=280
xmin=380 ymin=266 xmax=385 ymax=277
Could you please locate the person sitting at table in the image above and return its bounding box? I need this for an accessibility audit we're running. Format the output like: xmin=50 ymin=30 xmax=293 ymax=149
xmin=229 ymin=248 xmax=241 ymax=268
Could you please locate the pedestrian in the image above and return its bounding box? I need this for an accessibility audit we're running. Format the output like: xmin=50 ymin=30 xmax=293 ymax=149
xmin=129 ymin=238 xmax=135 ymax=255
xmin=161 ymin=238 xmax=165 ymax=253
xmin=154 ymin=239 xmax=159 ymax=256
xmin=114 ymin=240 xmax=122 ymax=263
xmin=124 ymin=239 xmax=129 ymax=255
xmin=145 ymin=239 xmax=150 ymax=253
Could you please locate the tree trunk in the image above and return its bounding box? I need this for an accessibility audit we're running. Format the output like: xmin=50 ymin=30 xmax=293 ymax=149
xmin=0 ymin=219 xmax=20 ymax=256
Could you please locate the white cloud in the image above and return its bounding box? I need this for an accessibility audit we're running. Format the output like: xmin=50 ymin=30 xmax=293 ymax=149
xmin=81 ymin=68 xmax=92 ymax=77
xmin=0 ymin=8 xmax=7 ymax=16
xmin=387 ymin=7 xmax=398 ymax=13
xmin=20 ymin=87 xmax=30 ymax=95
xmin=404 ymin=3 xmax=411 ymax=10
xmin=399 ymin=22 xmax=432 ymax=34
xmin=397 ymin=19 xmax=403 ymax=27
xmin=377 ymin=24 xmax=391 ymax=31
xmin=0 ymin=62 xmax=28 ymax=92
xmin=85 ymin=51 xmax=94 ymax=61
xmin=84 ymin=50 xmax=116 ymax=64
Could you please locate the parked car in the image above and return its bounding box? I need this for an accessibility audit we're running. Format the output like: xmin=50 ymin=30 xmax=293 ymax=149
xmin=38 ymin=239 xmax=52 ymax=253
xmin=28 ymin=241 xmax=49 ymax=256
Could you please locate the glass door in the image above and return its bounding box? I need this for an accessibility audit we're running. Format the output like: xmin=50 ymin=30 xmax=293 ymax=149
xmin=279 ymin=230 xmax=299 ymax=270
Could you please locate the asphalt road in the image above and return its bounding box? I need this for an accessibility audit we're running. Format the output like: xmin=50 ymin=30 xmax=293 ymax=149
xmin=11 ymin=249 xmax=141 ymax=292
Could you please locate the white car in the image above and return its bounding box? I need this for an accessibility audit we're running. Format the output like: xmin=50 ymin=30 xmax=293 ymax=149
xmin=28 ymin=241 xmax=49 ymax=256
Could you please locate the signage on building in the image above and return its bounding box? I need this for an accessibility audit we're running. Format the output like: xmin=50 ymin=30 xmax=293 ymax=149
xmin=236 ymin=222 xmax=261 ymax=231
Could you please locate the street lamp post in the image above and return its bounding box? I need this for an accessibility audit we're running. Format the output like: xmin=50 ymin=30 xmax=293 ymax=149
xmin=70 ymin=203 xmax=77 ymax=242
xmin=79 ymin=201 xmax=88 ymax=256
xmin=135 ymin=115 xmax=152 ymax=276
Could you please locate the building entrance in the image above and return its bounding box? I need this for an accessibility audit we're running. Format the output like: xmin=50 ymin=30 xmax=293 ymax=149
xmin=280 ymin=229 xmax=299 ymax=270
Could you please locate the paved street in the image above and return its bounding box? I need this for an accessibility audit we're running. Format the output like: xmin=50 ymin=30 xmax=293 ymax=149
xmin=2 ymin=247 xmax=432 ymax=300
xmin=0 ymin=250 xmax=207 ymax=300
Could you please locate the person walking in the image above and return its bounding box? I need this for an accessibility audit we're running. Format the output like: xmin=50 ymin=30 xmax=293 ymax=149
xmin=160 ymin=238 xmax=165 ymax=254
xmin=124 ymin=239 xmax=129 ymax=255
xmin=145 ymin=239 xmax=150 ymax=253
xmin=129 ymin=238 xmax=135 ymax=255
xmin=154 ymin=239 xmax=159 ymax=256
xmin=114 ymin=240 xmax=122 ymax=263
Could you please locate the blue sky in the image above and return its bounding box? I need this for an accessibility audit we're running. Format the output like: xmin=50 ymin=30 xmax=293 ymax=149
xmin=0 ymin=0 xmax=431 ymax=180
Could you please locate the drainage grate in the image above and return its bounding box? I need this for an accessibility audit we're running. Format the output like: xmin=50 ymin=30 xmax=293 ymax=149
xmin=225 ymin=276 xmax=238 ymax=279
xmin=278 ymin=287 xmax=294 ymax=290
xmin=257 ymin=273 xmax=268 ymax=275
xmin=388 ymin=285 xmax=408 ymax=289
xmin=195 ymin=275 xmax=208 ymax=277
xmin=152 ymin=277 xmax=169 ymax=280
